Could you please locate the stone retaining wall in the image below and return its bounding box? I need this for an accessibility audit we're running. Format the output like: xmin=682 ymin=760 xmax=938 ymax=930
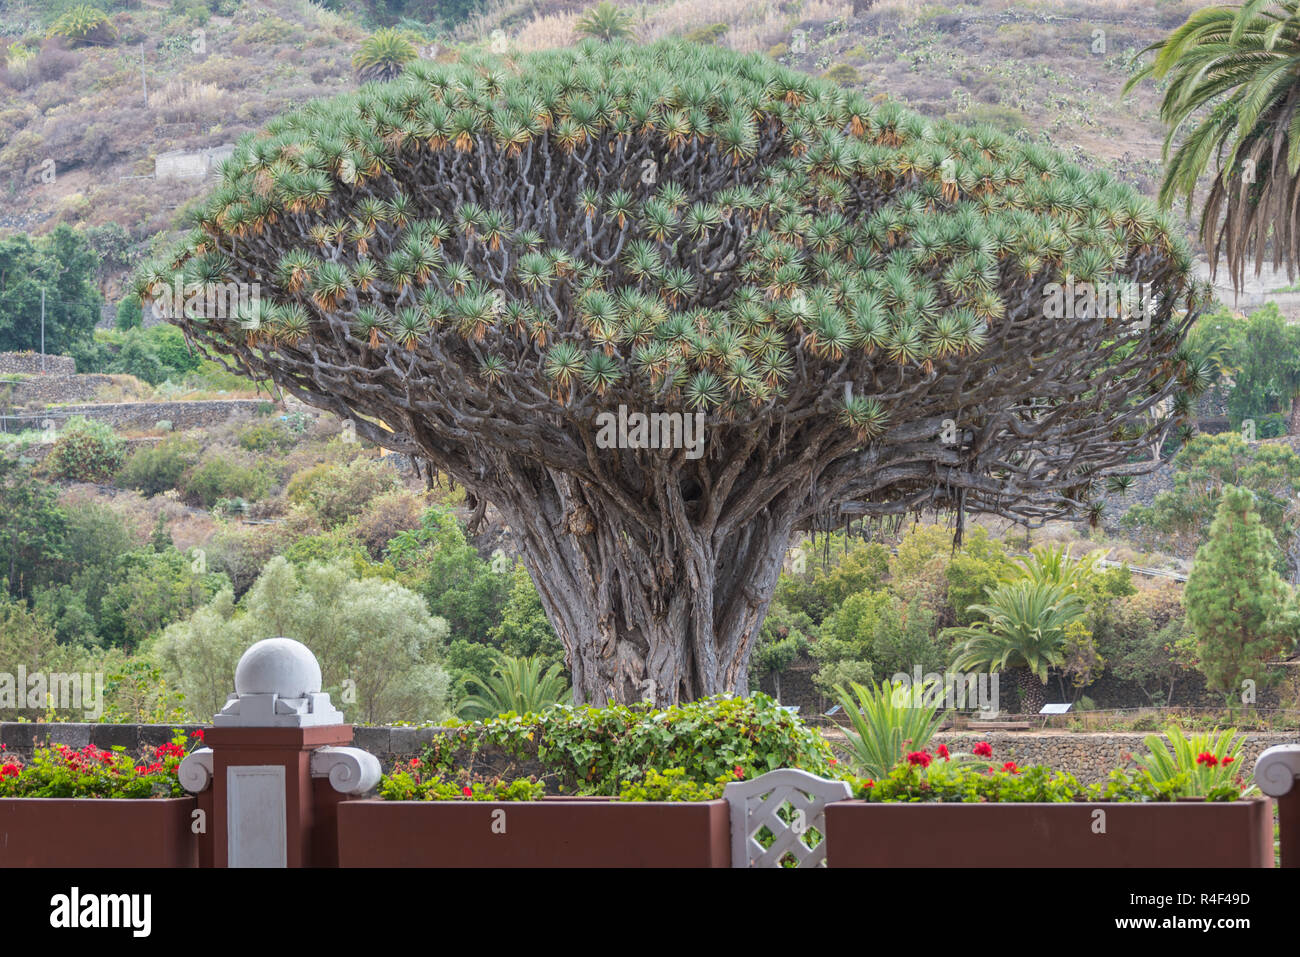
xmin=0 ymin=399 xmax=268 ymax=432
xmin=0 ymin=353 xmax=76 ymax=375
xmin=3 ymin=374 xmax=122 ymax=406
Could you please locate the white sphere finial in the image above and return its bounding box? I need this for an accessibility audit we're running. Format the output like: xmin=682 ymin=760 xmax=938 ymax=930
xmin=234 ymin=637 xmax=322 ymax=698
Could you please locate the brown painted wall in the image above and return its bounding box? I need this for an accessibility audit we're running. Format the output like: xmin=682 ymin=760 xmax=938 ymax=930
xmin=0 ymin=798 xmax=198 ymax=867
xmin=824 ymin=798 xmax=1275 ymax=868
xmin=337 ymin=798 xmax=731 ymax=868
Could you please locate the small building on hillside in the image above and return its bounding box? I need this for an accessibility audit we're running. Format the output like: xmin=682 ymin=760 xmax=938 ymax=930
xmin=155 ymin=144 xmax=235 ymax=180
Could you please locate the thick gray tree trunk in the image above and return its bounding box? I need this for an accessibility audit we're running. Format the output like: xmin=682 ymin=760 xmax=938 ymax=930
xmin=487 ymin=460 xmax=794 ymax=706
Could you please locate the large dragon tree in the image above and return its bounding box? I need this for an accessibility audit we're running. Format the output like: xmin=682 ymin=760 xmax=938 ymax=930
xmin=138 ymin=40 xmax=1205 ymax=705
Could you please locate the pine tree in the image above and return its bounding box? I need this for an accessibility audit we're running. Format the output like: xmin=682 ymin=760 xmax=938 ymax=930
xmin=1184 ymin=485 xmax=1300 ymax=697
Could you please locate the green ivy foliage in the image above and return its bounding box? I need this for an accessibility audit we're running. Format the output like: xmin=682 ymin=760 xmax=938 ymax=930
xmin=416 ymin=692 xmax=836 ymax=795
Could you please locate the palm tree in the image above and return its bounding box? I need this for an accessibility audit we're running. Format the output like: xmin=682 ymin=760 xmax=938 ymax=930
xmin=575 ymin=2 xmax=635 ymax=42
xmin=1008 ymin=544 xmax=1103 ymax=591
xmin=457 ymin=655 xmax=570 ymax=719
xmin=1124 ymin=1 xmax=1300 ymax=292
xmin=353 ymin=28 xmax=419 ymax=83
xmin=949 ymin=580 xmax=1086 ymax=714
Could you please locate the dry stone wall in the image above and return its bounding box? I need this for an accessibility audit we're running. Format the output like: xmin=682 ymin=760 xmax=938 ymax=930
xmin=0 ymin=352 xmax=76 ymax=375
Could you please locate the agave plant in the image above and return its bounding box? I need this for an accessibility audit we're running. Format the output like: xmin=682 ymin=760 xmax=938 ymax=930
xmin=833 ymin=679 xmax=948 ymax=779
xmin=457 ymin=655 xmax=571 ymax=720
xmin=352 ymin=28 xmax=419 ymax=83
xmin=1134 ymin=724 xmax=1251 ymax=798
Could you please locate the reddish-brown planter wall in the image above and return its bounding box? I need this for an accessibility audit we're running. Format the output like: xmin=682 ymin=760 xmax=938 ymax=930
xmin=0 ymin=798 xmax=198 ymax=868
xmin=824 ymin=799 xmax=1274 ymax=868
xmin=337 ymin=798 xmax=731 ymax=867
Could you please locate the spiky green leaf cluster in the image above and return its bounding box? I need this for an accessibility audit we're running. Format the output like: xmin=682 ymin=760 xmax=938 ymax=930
xmin=145 ymin=39 xmax=1194 ymax=443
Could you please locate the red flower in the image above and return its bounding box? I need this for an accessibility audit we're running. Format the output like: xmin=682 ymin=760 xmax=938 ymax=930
xmin=1222 ymin=756 xmax=1234 ymax=766
xmin=1196 ymin=752 xmax=1219 ymax=767
xmin=734 ymin=766 xmax=745 ymax=779
xmin=864 ymin=780 xmax=874 ymax=788
xmin=972 ymin=741 xmax=993 ymax=758
xmin=906 ymin=750 xmax=932 ymax=768
xmin=828 ymin=758 xmax=837 ymax=766
xmin=1002 ymin=761 xmax=1019 ymax=774
xmin=0 ymin=762 xmax=21 ymax=778
xmin=192 ymin=730 xmax=205 ymax=742
xmin=461 ymin=786 xmax=473 ymax=796
xmin=936 ymin=744 xmax=950 ymax=761
xmin=409 ymin=758 xmax=421 ymax=768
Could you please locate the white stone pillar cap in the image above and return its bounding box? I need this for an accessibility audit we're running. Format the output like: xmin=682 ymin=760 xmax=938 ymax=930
xmin=214 ymin=637 xmax=345 ymax=727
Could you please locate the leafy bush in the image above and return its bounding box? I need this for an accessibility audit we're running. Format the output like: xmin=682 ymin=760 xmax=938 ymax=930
xmin=46 ymin=416 xmax=126 ymax=483
xmin=849 ymin=757 xmax=1188 ymax=802
xmin=617 ymin=766 xmax=731 ymax=801
xmin=377 ymin=767 xmax=546 ymax=801
xmin=237 ymin=420 xmax=293 ymax=452
xmin=824 ymin=63 xmax=860 ymax=86
xmin=422 ymin=693 xmax=836 ymax=795
xmin=287 ymin=456 xmax=399 ymax=528
xmin=117 ymin=435 xmax=199 ymax=495
xmin=182 ymin=454 xmax=273 ymax=507
xmin=682 ymin=23 xmax=727 ymax=45
xmin=0 ymin=732 xmax=197 ymax=798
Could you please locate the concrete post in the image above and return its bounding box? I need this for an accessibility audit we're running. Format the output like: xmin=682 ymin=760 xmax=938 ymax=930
xmin=178 ymin=637 xmax=379 ymax=867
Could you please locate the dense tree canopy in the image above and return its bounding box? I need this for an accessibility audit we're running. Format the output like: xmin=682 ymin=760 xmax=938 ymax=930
xmin=0 ymin=225 xmax=102 ymax=358
xmin=144 ymin=40 xmax=1204 ymax=704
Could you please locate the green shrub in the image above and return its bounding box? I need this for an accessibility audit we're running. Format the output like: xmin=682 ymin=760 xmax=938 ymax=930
xmin=422 ymin=693 xmax=836 ymax=795
xmin=377 ymin=768 xmax=546 ymax=801
xmin=46 ymin=416 xmax=126 ymax=483
xmin=183 ymin=455 xmax=273 ymax=507
xmin=287 ymin=456 xmax=400 ymax=528
xmin=117 ymin=435 xmax=199 ymax=495
xmin=824 ymin=63 xmax=860 ymax=86
xmin=238 ymin=420 xmax=293 ymax=452
xmin=849 ymin=745 xmax=1248 ymax=803
xmin=617 ymin=766 xmax=730 ymax=801
xmin=682 ymin=23 xmax=727 ymax=45
xmin=0 ymin=732 xmax=196 ymax=798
